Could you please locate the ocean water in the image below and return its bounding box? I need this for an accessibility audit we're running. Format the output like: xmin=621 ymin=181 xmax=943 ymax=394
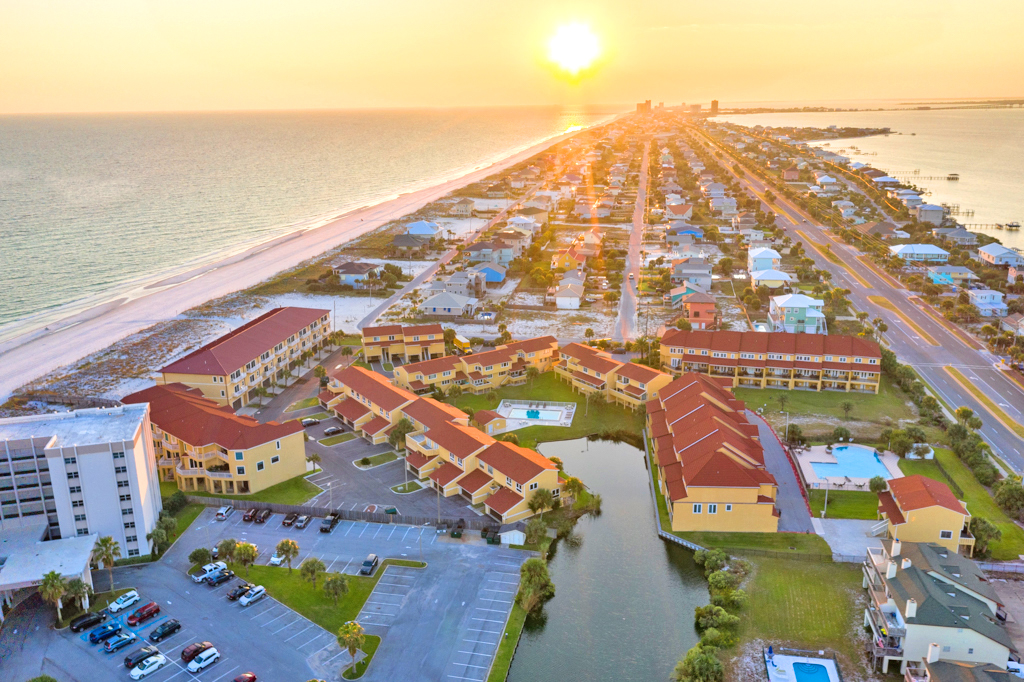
xmin=0 ymin=107 xmax=617 ymax=328
xmin=719 ymin=107 xmax=1024 ymax=249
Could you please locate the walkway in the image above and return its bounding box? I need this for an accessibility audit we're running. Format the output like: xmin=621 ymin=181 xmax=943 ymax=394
xmin=747 ymin=410 xmax=814 ymax=533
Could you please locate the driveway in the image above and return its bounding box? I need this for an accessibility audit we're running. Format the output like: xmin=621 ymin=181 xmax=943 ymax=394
xmin=817 ymin=519 xmax=884 ymax=560
xmin=748 ymin=410 xmax=814 ymax=533
xmin=992 ymin=578 xmax=1024 ymax=653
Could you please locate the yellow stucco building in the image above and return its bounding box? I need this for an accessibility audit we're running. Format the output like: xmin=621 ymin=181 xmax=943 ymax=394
xmin=554 ymin=342 xmax=674 ymax=410
xmin=360 ymin=324 xmax=446 ymax=364
xmin=878 ymin=475 xmax=975 ymax=556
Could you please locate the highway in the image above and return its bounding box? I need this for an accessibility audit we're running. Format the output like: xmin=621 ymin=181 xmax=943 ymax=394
xmin=615 ymin=142 xmax=649 ymax=342
xmin=693 ymin=127 xmax=1024 ymax=472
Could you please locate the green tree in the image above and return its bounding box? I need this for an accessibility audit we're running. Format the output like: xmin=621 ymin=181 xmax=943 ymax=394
xmin=253 ymin=386 xmax=269 ymax=407
xmin=832 ymin=426 xmax=852 ymax=443
xmin=869 ymin=476 xmax=888 ymax=494
xmin=526 ymin=366 xmax=540 ymax=385
xmin=314 ymin=365 xmax=327 ymax=382
xmin=66 ymin=577 xmax=92 ymax=611
xmin=341 ymin=346 xmax=354 ymax=359
xmin=275 ymin=538 xmax=300 ymax=573
xmin=671 ymin=644 xmax=724 ymax=682
xmin=563 ymin=476 xmax=585 ymax=502
xmin=785 ymin=423 xmax=805 ymax=446
xmin=93 ymin=536 xmax=121 ymax=592
xmin=524 ymin=518 xmax=547 ymax=545
xmin=970 ymin=516 xmax=1002 ymax=557
xmin=839 ymin=401 xmax=854 ymax=421
xmin=776 ymin=393 xmax=788 ymax=412
xmin=235 ymin=542 xmax=258 ymax=577
xmin=300 ymin=557 xmax=327 ymax=589
xmin=217 ymin=538 xmax=238 ymax=564
xmin=675 ymin=317 xmax=693 ymax=331
xmin=694 ymin=604 xmax=740 ymax=631
xmin=486 ymin=391 xmax=499 ymax=406
xmin=188 ymin=547 xmax=212 ymax=568
xmin=388 ymin=417 xmax=416 ymax=451
xmin=337 ymin=621 xmax=366 ymax=673
xmin=323 ymin=574 xmax=350 ymax=606
xmin=890 ymin=433 xmax=914 ymax=458
xmin=39 ymin=571 xmax=67 ymax=624
xmin=995 ymin=481 xmax=1024 ymax=516
xmin=954 ymin=406 xmax=975 ymax=426
xmin=527 ymin=488 xmax=555 ymax=519
xmin=164 ymin=490 xmax=188 ymax=514
xmin=146 ymin=528 xmax=167 ymax=556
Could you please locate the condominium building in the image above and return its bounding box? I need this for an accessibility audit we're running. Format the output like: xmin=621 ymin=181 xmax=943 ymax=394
xmin=321 ymin=366 xmax=418 ymax=445
xmin=863 ymin=539 xmax=1013 ymax=674
xmin=160 ymin=307 xmax=331 ymax=409
xmin=646 ymin=373 xmax=780 ymax=533
xmin=877 ymin=475 xmax=974 ymax=556
xmin=123 ymin=384 xmax=306 ymax=496
xmin=0 ymin=405 xmax=162 ymax=558
xmin=659 ymin=329 xmax=881 ymax=393
xmin=360 ymin=324 xmax=446 ymax=364
xmin=392 ymin=336 xmax=559 ymax=395
xmin=554 ymin=343 xmax=674 ymax=411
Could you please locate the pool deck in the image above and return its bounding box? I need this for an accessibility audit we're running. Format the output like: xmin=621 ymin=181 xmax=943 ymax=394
xmin=797 ymin=445 xmax=903 ymax=490
xmin=491 ymin=400 xmax=576 ymax=435
xmin=765 ymin=652 xmax=841 ymax=682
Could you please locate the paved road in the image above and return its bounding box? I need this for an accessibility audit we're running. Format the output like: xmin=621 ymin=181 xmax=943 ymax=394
xmin=694 ymin=128 xmax=1024 ymax=472
xmin=615 ymin=142 xmax=649 ymax=342
xmin=748 ymin=411 xmax=814 ymax=533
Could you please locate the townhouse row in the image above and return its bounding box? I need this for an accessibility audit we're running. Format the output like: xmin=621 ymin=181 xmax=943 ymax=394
xmin=553 ymin=342 xmax=674 ymax=411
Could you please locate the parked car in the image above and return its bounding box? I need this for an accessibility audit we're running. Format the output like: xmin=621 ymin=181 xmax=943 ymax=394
xmin=233 ymin=674 xmax=257 ymax=682
xmin=70 ymin=611 xmax=107 ymax=633
xmin=187 ymin=647 xmax=220 ymax=672
xmin=149 ymin=619 xmax=181 ymax=642
xmin=127 ymin=602 xmax=160 ymax=626
xmin=104 ymin=631 xmax=137 ymax=653
xmin=242 ymin=508 xmax=258 ymax=522
xmin=124 ymin=646 xmax=160 ymax=669
xmin=107 ymin=590 xmax=141 ymax=614
xmin=255 ymin=509 xmax=272 ymax=523
xmin=238 ymin=585 xmax=266 ymax=607
xmin=192 ymin=561 xmax=228 ymax=583
xmin=88 ymin=621 xmax=123 ymax=644
xmin=269 ymin=552 xmax=283 ymax=566
xmin=323 ymin=426 xmax=343 ymax=436
xmin=207 ymin=569 xmax=235 ymax=587
xmin=300 ymin=418 xmax=320 ymax=427
xmin=227 ymin=583 xmax=255 ymax=601
xmin=215 ymin=506 xmax=234 ymax=520
xmin=181 ymin=642 xmax=214 ymax=663
xmin=295 ymin=515 xmax=311 ymax=529
xmin=320 ymin=513 xmax=340 ymax=533
xmin=130 ymin=654 xmax=169 ymax=680
xmin=359 ymin=553 xmax=379 ymax=576
xmin=282 ymin=512 xmax=299 ymax=526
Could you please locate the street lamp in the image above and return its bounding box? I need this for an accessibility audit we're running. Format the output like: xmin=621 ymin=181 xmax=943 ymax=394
xmin=784 ymin=411 xmax=791 ymax=443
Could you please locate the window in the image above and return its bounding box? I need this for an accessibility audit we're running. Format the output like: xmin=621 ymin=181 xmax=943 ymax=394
xmin=235 ymin=452 xmax=244 ymax=460
xmin=114 ymin=466 xmax=127 ymax=474
xmin=968 ymin=648 xmax=974 ymax=654
xmin=69 ymin=486 xmax=81 ymax=494
xmin=124 ymin=521 xmax=135 ymax=529
xmin=529 ymin=482 xmax=538 ymax=491
xmin=725 ymin=504 xmax=732 ymax=512
xmin=77 ymin=528 xmax=89 ymax=536
xmin=126 ymin=535 xmax=137 ymax=543
xmin=67 ymin=471 xmax=79 ymax=480
xmin=515 ymin=483 xmax=522 ymax=492
xmin=276 ymin=441 xmax=281 ymax=450
xmin=74 ymin=514 xmax=86 ymax=521
xmin=72 ymin=500 xmax=84 ymax=508
xmin=457 ymin=458 xmax=463 ymax=467
xmin=113 ymin=452 xmax=125 ymax=459
xmin=942 ymin=646 xmax=951 ymax=653
xmin=449 ymin=453 xmax=455 ymax=462
xmin=118 ymin=480 xmax=130 ymax=488
xmin=271 ymin=456 xmax=280 ymax=465
xmin=121 ymin=508 xmax=133 ymax=516
xmin=119 ymin=494 xmax=131 ymax=502
xmin=708 ymin=504 xmax=718 ymax=514
xmin=940 ymin=530 xmax=953 ymax=539
xmin=128 ymin=549 xmax=140 ymax=557
xmin=256 ymin=461 xmax=265 ymax=472
xmin=552 ymin=488 xmax=560 ymax=498
xmin=693 ymin=504 xmax=702 ymax=514
xmin=236 ymin=466 xmax=246 ymax=475
xmin=64 ymin=457 xmax=76 ymax=465
xmin=505 ymin=476 xmax=512 ymax=485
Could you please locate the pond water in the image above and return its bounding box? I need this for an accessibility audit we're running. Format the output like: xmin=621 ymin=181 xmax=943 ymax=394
xmin=506 ymin=438 xmax=708 ymax=682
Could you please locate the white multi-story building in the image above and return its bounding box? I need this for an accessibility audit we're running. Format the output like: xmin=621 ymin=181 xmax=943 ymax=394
xmin=0 ymin=404 xmax=161 ymax=558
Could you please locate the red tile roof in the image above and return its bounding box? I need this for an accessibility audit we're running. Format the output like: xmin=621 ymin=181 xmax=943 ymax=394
xmin=458 ymin=469 xmax=495 ymax=494
xmin=318 ymin=390 xmax=335 ymax=406
xmin=428 ymin=462 xmax=465 ymax=486
xmin=478 ymin=441 xmax=556 ymax=485
xmin=361 ymin=324 xmax=403 ymax=338
xmin=888 ymin=475 xmax=968 ymax=515
xmin=474 ymin=410 xmax=502 ymax=425
xmin=560 ymin=343 xmax=621 ymax=374
xmin=123 ymin=384 xmax=301 ymax=450
xmin=615 ymin=361 xmax=665 ymax=384
xmin=425 ymin=421 xmax=491 ymax=458
xmin=572 ymin=370 xmax=607 ymax=388
xmin=405 ymin=450 xmax=435 ymax=470
xmin=485 ymin=486 xmax=524 ymax=514
xmin=877 ymin=491 xmax=906 ymax=525
xmin=161 ymin=307 xmax=328 ymax=376
xmin=361 ymin=416 xmax=393 ymax=435
xmin=333 ymin=398 xmax=371 ymax=422
xmin=660 ymin=329 xmax=881 ymax=362
xmin=400 ymin=397 xmax=466 ymax=428
xmin=330 ymin=365 xmax=416 ymax=412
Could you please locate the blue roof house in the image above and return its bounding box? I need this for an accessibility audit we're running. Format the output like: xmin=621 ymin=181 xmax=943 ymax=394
xmin=406 ymin=220 xmax=441 ymax=236
xmin=469 ymin=262 xmax=507 ymax=284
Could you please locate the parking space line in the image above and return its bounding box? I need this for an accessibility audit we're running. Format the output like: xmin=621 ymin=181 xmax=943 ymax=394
xmin=458 ymin=650 xmax=494 ymax=656
xmin=462 ymin=639 xmax=496 ymax=646
xmin=475 ymin=607 xmax=507 ymax=613
xmin=377 ymin=580 xmax=410 ymax=587
xmin=365 ymin=599 xmax=402 ymax=606
xmin=326 ymin=557 xmax=339 ymax=572
xmin=467 ymin=628 xmax=501 ymax=633
xmin=248 ymin=603 xmax=278 ymax=619
xmin=297 ymin=633 xmax=326 ymax=649
xmin=481 ymin=588 xmax=515 ymax=594
xmin=284 ymin=624 xmax=313 ymax=641
xmin=402 ymin=527 xmax=412 ymax=541
xmin=272 ymin=618 xmax=299 ymax=634
xmin=448 ymin=675 xmax=485 ymax=681
xmin=471 ymin=617 xmax=505 ymax=623
xmin=341 ymin=559 xmax=353 ymax=574
xmin=260 ymin=611 xmax=290 ymax=627
xmin=455 ymin=662 xmax=489 ymax=669
xmin=374 ymin=525 xmax=384 ymax=539
xmin=207 ymin=665 xmax=241 ymax=682
xmin=326 ymin=650 xmax=350 ymax=663
xmin=313 ymin=642 xmax=336 ymax=655
xmin=345 ymin=522 xmax=356 ymax=536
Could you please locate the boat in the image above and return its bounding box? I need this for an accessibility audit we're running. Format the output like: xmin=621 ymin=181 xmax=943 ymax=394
xmin=1006 ymin=222 xmax=1021 ymax=231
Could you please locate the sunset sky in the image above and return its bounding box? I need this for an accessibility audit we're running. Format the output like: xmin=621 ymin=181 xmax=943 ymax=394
xmin=1 ymin=0 xmax=1021 ymax=114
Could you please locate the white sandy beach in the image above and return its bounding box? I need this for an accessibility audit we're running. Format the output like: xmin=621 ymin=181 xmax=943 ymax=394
xmin=0 ymin=127 xmax=589 ymax=400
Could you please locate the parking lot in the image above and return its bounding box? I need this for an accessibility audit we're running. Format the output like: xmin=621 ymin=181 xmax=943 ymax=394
xmin=171 ymin=507 xmax=532 ymax=681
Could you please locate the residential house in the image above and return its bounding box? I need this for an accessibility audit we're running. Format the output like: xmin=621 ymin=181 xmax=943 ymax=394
xmin=468 ymin=262 xmax=507 ymax=285
xmin=659 ymin=329 xmax=882 ymax=392
xmin=968 ymin=289 xmax=1008 ymax=317
xmin=701 ymin=182 xmax=726 ymax=199
xmin=832 ymin=200 xmax=857 ymax=219
xmin=473 ymin=410 xmax=506 ymax=436
xmin=493 ymin=229 xmax=531 ymax=257
xmin=506 ymin=216 xmax=538 ymax=235
xmin=552 ymin=283 xmax=584 ymax=309
xmin=406 ymin=220 xmax=441 ymax=236
xmin=551 ymin=247 xmax=588 ymax=271
xmin=329 ymin=261 xmax=383 ymax=289
xmin=749 ymin=269 xmax=793 ymax=289
xmin=877 ymin=475 xmax=974 ymax=556
xmin=932 ymin=227 xmax=979 ymax=247
xmin=905 ymin=659 xmax=1016 ymax=682
xmin=160 ymin=307 xmax=331 ymax=409
xmin=420 ymin=292 xmax=478 ymax=318
xmin=914 ymin=204 xmax=945 ymax=226
xmin=748 ymin=247 xmax=782 ymax=272
xmin=676 ymin=292 xmax=717 ymax=330
xmin=321 ymin=365 xmax=417 ymax=444
xmin=927 ymin=265 xmax=980 ymax=287
xmin=1000 ymin=313 xmax=1024 ymax=336
xmin=123 ymin=384 xmax=306 ymax=496
xmin=646 ymin=373 xmax=780 ymax=533
xmin=666 ymin=282 xmax=708 ymax=307
xmin=979 ymin=244 xmax=1024 ymax=268
xmin=710 ymin=195 xmax=738 ymax=217
xmin=671 ymin=257 xmax=713 ymax=289
xmin=857 ymin=221 xmax=908 ymax=241
xmin=666 ymin=204 xmax=694 ymax=221
xmin=769 ymin=293 xmax=827 ymax=334
xmin=782 ymin=166 xmax=800 ymax=181
xmin=732 ymin=212 xmax=757 ymax=232
xmin=517 ymin=206 xmax=548 ymax=226
xmin=451 ymin=198 xmax=475 ymax=217
xmin=1010 ymin=265 xmax=1024 ymax=286
xmin=862 ymin=540 xmax=1013 ymax=674
xmin=465 ymin=241 xmax=515 ymax=267
xmin=442 ymin=271 xmax=486 ymax=299
xmin=890 ymin=244 xmax=950 ymax=264
xmin=360 ymin=324 xmax=446 ymax=363
xmin=554 ymin=343 xmax=673 ymax=411
xmin=391 ymin=234 xmax=432 ymax=252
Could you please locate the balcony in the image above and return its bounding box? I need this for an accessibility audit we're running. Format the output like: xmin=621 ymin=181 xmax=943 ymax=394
xmin=905 ymin=666 xmax=928 ymax=682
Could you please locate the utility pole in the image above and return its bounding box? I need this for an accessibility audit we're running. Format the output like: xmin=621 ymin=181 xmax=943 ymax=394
xmin=785 ymin=411 xmax=790 ymax=443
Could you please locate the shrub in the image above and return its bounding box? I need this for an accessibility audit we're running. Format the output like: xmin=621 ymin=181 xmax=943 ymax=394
xmin=996 ymin=481 xmax=1024 ymax=516
xmin=694 ymin=549 xmax=728 ymax=576
xmin=359 ymin=457 xmax=371 ymax=467
xmin=671 ymin=643 xmax=724 ymax=682
xmin=164 ymin=490 xmax=188 ymax=515
xmin=694 ymin=605 xmax=740 ymax=631
xmin=869 ymin=476 xmax=888 ymax=494
xmin=971 ymin=516 xmax=1002 ymax=557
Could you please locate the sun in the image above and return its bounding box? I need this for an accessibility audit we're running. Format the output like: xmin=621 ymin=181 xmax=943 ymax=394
xmin=548 ymin=23 xmax=600 ymax=76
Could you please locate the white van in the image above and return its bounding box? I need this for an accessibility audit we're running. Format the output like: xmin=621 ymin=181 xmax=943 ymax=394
xmin=186 ymin=647 xmax=220 ymax=672
xmin=215 ymin=506 xmax=233 ymax=520
xmin=191 ymin=561 xmax=227 ymax=583
xmin=238 ymin=585 xmax=266 ymax=607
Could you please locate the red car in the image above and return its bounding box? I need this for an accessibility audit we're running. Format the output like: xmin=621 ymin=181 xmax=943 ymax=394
xmin=233 ymin=674 xmax=257 ymax=682
xmin=242 ymin=508 xmax=257 ymax=522
xmin=126 ymin=601 xmax=160 ymax=626
xmin=182 ymin=641 xmax=214 ymax=662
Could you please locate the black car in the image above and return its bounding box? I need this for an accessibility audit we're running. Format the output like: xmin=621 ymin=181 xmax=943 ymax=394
xmin=227 ymin=583 xmax=255 ymax=601
xmin=359 ymin=553 xmax=379 ymax=576
xmin=207 ymin=569 xmax=235 ymax=587
xmin=300 ymin=418 xmax=320 ymax=427
xmin=125 ymin=645 xmax=160 ymax=669
xmin=70 ymin=610 xmax=108 ymax=633
xmin=319 ymin=513 xmax=340 ymax=533
xmin=149 ymin=619 xmax=182 ymax=643
xmin=323 ymin=426 xmax=343 ymax=436
xmin=282 ymin=512 xmax=299 ymax=526
xmin=255 ymin=509 xmax=272 ymax=524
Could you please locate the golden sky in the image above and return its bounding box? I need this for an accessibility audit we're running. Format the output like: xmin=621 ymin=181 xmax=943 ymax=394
xmin=1 ymin=0 xmax=1022 ymax=113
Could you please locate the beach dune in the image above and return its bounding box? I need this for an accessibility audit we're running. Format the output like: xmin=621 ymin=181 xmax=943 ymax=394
xmin=0 ymin=128 xmax=584 ymax=401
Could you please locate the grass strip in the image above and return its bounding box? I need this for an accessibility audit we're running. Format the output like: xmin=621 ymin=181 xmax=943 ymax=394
xmin=808 ymin=489 xmax=879 ymax=519
xmin=486 ymin=603 xmax=527 ymax=682
xmin=795 ymin=230 xmax=872 ymax=288
xmin=342 ymin=635 xmax=381 ymax=679
xmin=285 ymin=397 xmax=320 ymax=412
xmin=867 ymin=295 xmax=938 ymax=345
xmin=857 ymin=255 xmax=905 ymax=289
xmin=289 ymin=411 xmax=333 ymax=422
xmin=356 ymin=452 xmax=399 ymax=468
xmin=320 ymin=433 xmax=356 ymax=446
xmin=945 ymin=367 xmax=1024 ymax=440
xmin=390 ymin=481 xmax=423 ymax=494
xmin=166 ymin=473 xmax=322 ymax=506
xmin=910 ymin=297 xmax=985 ymax=350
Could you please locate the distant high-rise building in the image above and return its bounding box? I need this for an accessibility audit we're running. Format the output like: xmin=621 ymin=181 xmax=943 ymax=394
xmin=690 ymin=104 xmax=701 ymax=115
xmin=657 ymin=102 xmax=664 ymax=109
xmin=636 ymin=100 xmax=652 ymax=114
xmin=711 ymin=100 xmax=719 ymax=116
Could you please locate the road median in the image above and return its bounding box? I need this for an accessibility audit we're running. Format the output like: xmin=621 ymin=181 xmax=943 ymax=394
xmin=867 ymin=296 xmax=939 ymax=346
xmin=796 ymin=231 xmax=872 ymax=288
xmin=944 ymin=366 xmax=1024 ymax=440
xmin=909 ymin=297 xmax=985 ymax=350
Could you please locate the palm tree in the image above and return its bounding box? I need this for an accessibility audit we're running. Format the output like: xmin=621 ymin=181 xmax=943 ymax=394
xmin=217 ymin=538 xmax=238 ymax=564
xmin=337 ymin=621 xmax=366 ymax=673
xmin=39 ymin=571 xmax=67 ymax=624
xmin=584 ymin=328 xmax=595 ymax=342
xmin=93 ymin=536 xmax=121 ymax=591
xmin=563 ymin=476 xmax=585 ymax=503
xmin=954 ymin=406 xmax=974 ymax=426
xmin=584 ymin=390 xmax=600 ymax=417
xmin=323 ymin=574 xmax=349 ymax=606
xmin=529 ymin=488 xmax=555 ymax=519
xmin=525 ymin=366 xmax=539 ymax=386
xmin=235 ymin=542 xmax=258 ymax=577
xmin=306 ymin=452 xmax=322 ymax=470
xmin=300 ymin=557 xmax=326 ymax=589
xmin=275 ymin=539 xmax=300 ymax=573
xmin=66 ymin=577 xmax=92 ymax=612
xmin=146 ymin=528 xmax=167 ymax=557
xmin=253 ymin=386 xmax=269 ymax=407
xmin=840 ymin=401 xmax=854 ymax=421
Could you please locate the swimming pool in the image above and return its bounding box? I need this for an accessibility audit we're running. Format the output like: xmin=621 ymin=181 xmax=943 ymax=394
xmin=508 ymin=408 xmax=562 ymax=421
xmin=811 ymin=444 xmax=892 ymax=480
xmin=793 ymin=662 xmax=831 ymax=682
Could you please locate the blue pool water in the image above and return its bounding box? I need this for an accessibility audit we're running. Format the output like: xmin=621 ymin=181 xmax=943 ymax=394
xmin=793 ymin=661 xmax=831 ymax=682
xmin=509 ymin=408 xmax=562 ymax=421
xmin=811 ymin=444 xmax=892 ymax=480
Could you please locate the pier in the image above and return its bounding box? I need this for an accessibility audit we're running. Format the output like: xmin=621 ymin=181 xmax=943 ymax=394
xmin=888 ymin=170 xmax=960 ymax=181
xmin=959 ymin=222 xmax=1020 ymax=231
xmin=942 ymin=203 xmax=975 ymax=217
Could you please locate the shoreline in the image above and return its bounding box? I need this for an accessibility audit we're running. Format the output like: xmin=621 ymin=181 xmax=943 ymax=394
xmin=0 ymin=122 xmax=602 ymax=401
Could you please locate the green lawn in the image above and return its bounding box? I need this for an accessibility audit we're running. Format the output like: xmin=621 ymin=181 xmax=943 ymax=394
xmin=381 ymin=362 xmax=395 ymax=372
xmin=172 ymin=503 xmax=206 ymax=538
xmin=57 ymin=588 xmax=133 ymax=629
xmin=286 ymin=397 xmax=320 ymax=412
xmin=289 ymin=411 xmax=333 ymax=422
xmin=342 ymin=634 xmax=381 ymax=679
xmin=164 ymin=473 xmax=322 ymax=506
xmin=357 ymin=452 xmax=399 ymax=468
xmin=337 ymin=334 xmax=363 ymax=346
xmin=808 ymin=490 xmax=879 ymax=520
xmin=390 ymin=481 xmax=423 ymax=494
xmin=486 ymin=603 xmax=527 ymax=682
xmin=448 ymin=372 xmax=642 ymax=446
xmin=899 ymin=448 xmax=1024 ymax=560
xmin=320 ymin=433 xmax=356 ymax=446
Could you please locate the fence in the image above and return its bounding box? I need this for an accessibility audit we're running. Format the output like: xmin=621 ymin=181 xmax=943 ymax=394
xmin=183 ymin=495 xmax=496 ymax=531
xmin=978 ymin=561 xmax=1024 ymax=575
xmin=934 ymin=458 xmax=965 ymax=499
xmin=13 ymin=392 xmax=121 ymax=410
xmin=640 ymin=429 xmax=707 ymax=553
